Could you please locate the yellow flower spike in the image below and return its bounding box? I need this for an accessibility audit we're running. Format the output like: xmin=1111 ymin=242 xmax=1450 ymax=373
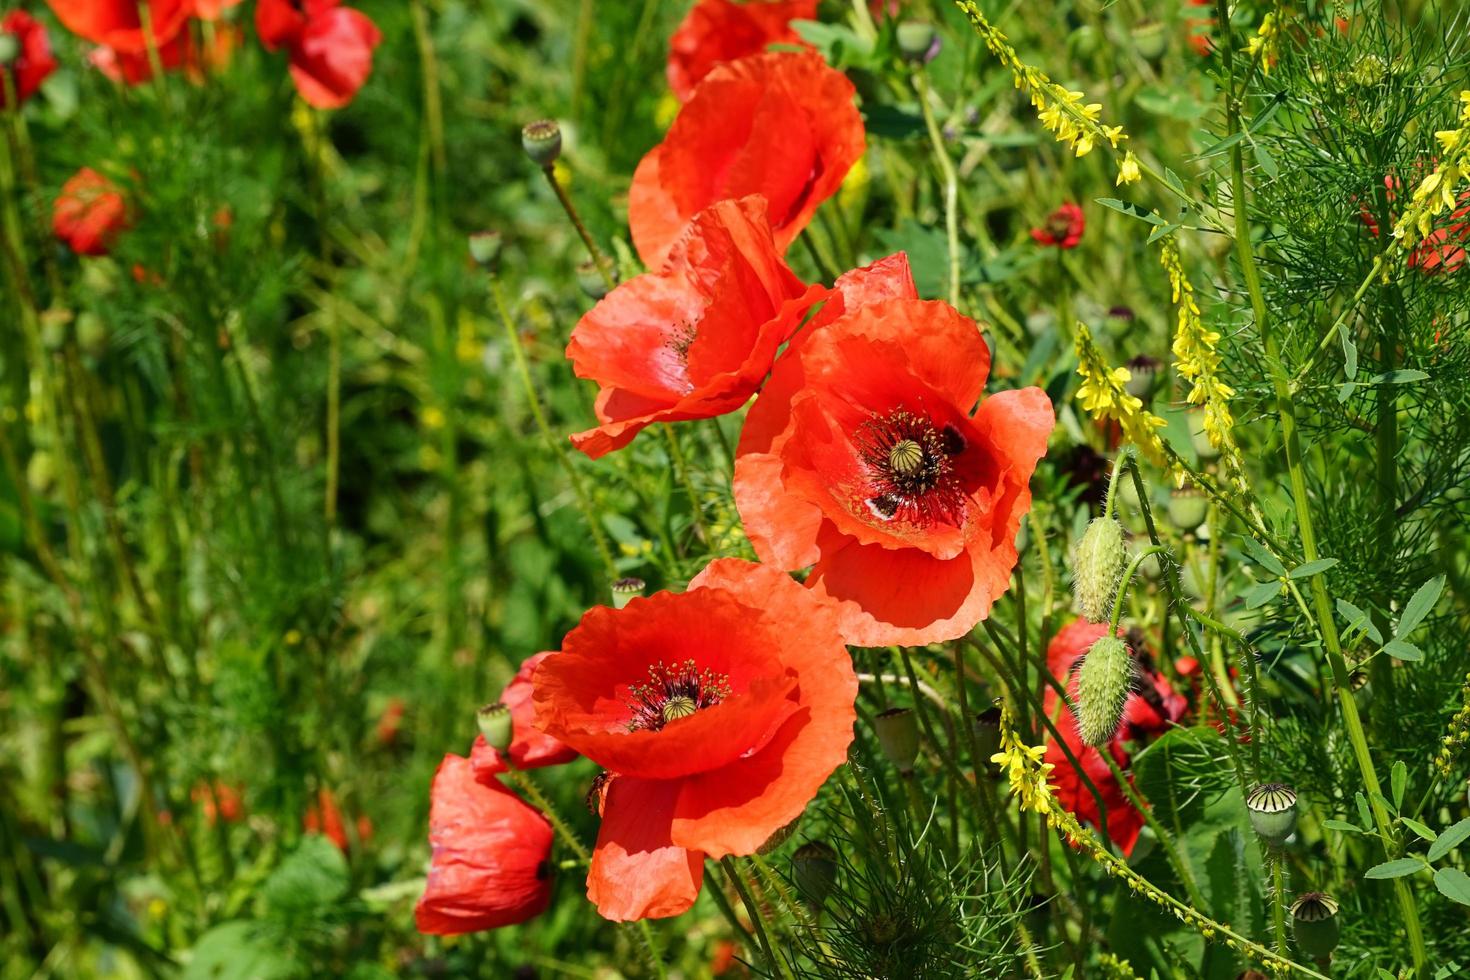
xmin=1073 ymin=322 xmax=1171 ymax=468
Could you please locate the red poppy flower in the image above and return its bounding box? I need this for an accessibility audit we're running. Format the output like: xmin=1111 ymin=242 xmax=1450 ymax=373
xmin=629 ymin=50 xmax=865 ymax=268
xmin=45 ymin=0 xmax=193 ymax=55
xmin=733 ymin=254 xmax=1054 ymax=646
xmin=1030 ymin=202 xmax=1084 ymax=249
xmin=1 ymin=11 xmax=59 ymax=106
xmin=255 ymin=0 xmax=336 ymax=50
xmin=90 ymin=23 xmax=238 ymax=86
xmin=285 ymin=6 xmax=380 ymax=109
xmin=666 ymin=0 xmax=817 ymax=103
xmin=303 ymin=787 xmax=372 ymax=851
xmin=194 ymin=0 xmax=243 ymax=20
xmin=567 ymin=196 xmax=825 ymax=459
xmin=470 ymin=652 xmax=580 ymax=778
xmin=532 ymin=558 xmax=856 ymax=921
xmin=375 ymin=697 xmax=406 ymax=746
xmin=192 ymin=780 xmax=245 ymax=825
xmin=53 ymin=168 xmax=130 ymax=257
xmin=1184 ymin=0 xmax=1214 ymax=57
xmin=414 ymin=753 xmax=555 ymax=934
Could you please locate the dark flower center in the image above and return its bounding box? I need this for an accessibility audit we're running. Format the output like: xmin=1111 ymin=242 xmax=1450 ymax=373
xmin=855 ymin=409 xmax=968 ymax=528
xmin=626 ymin=659 xmax=731 ymax=732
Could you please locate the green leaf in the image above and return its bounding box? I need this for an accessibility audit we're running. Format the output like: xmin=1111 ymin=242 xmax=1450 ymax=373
xmin=1396 ymin=576 xmax=1445 ymax=637
xmin=1336 ymin=381 xmax=1357 ymax=403
xmin=1322 ymin=819 xmax=1361 ymax=834
xmin=1369 ymin=369 xmax=1430 ymax=385
xmin=1146 ymin=222 xmax=1183 ymax=244
xmin=1371 ymin=790 xmax=1398 ymax=816
xmin=1382 ymin=638 xmax=1425 ymax=662
xmin=262 ymin=836 xmax=349 ymax=917
xmin=1251 ymin=140 xmax=1279 ymax=179
xmin=1338 ymin=323 xmax=1358 ymax=380
xmin=1290 ymin=558 xmax=1338 ymax=580
xmin=1401 ymin=817 xmax=1438 ymax=842
xmin=1244 ymin=579 xmax=1283 ymax=610
xmin=1435 ymin=867 xmax=1470 ymax=905
xmin=1364 ymin=858 xmax=1425 ymax=879
xmin=1240 ymin=536 xmax=1286 ymax=576
xmin=1392 ymin=761 xmax=1407 ymax=810
xmin=1336 ymin=598 xmax=1384 ymax=645
xmin=1094 ymin=197 xmax=1165 ymax=224
xmin=182 ymin=922 xmax=294 ymax=980
xmin=1355 ymin=792 xmax=1372 ymax=829
xmin=1428 ymin=817 xmax=1470 ymax=862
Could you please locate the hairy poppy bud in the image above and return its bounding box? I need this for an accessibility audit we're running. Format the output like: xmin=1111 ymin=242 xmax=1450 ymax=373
xmin=1168 ymin=484 xmax=1208 ymax=531
xmin=1076 ymin=636 xmax=1133 ymax=746
xmin=476 ymin=701 xmax=513 ymax=754
xmin=577 ymin=256 xmax=616 ymax=300
xmin=1073 ymin=517 xmax=1126 ymax=623
xmin=896 ymin=22 xmax=939 ymax=63
xmin=611 ymin=577 xmax=644 ymax=610
xmin=792 ymin=841 xmax=839 ymax=907
xmin=1246 ymin=783 xmax=1299 ymax=845
xmin=521 ymin=119 xmax=562 ymax=167
xmin=1290 ymin=892 xmax=1340 ymax=959
xmin=874 ymin=707 xmax=920 ymax=773
xmin=468 ymin=230 xmax=502 ymax=270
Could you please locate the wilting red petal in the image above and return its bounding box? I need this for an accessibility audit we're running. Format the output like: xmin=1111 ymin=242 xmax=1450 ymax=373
xmin=415 ymin=754 xmax=553 ymax=934
xmin=52 ymin=167 xmax=130 ymax=257
xmin=46 ymin=0 xmax=193 ymax=54
xmin=666 ymin=0 xmax=818 ymax=102
xmin=1 ymin=11 xmax=59 ymax=105
xmin=630 ymin=50 xmax=865 ymax=267
xmin=286 ymin=6 xmax=381 ymax=109
xmin=587 ymin=776 xmax=704 ymax=921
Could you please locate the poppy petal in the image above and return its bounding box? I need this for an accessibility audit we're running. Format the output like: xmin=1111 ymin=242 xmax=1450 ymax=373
xmin=588 ymin=776 xmax=704 ymax=921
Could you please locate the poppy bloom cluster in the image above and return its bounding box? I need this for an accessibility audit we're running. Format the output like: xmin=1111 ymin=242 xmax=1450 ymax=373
xmin=256 ymin=0 xmax=381 ymax=109
xmin=1 ymin=10 xmax=59 ymax=105
xmin=1042 ymin=619 xmax=1186 ymax=854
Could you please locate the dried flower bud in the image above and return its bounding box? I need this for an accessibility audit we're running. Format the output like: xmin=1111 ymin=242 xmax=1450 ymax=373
xmin=476 ymin=701 xmax=513 ymax=754
xmin=1246 ymin=783 xmax=1299 ymax=845
xmin=611 ymin=577 xmax=645 ymax=609
xmin=896 ymin=22 xmax=939 ymax=63
xmin=1168 ymin=484 xmax=1209 ymax=531
xmin=792 ymin=841 xmax=839 ymax=907
xmin=1076 ymin=635 xmax=1133 ymax=746
xmin=874 ymin=706 xmax=920 ymax=773
xmin=468 ymin=230 xmax=502 ymax=270
xmin=1073 ymin=517 xmax=1126 ymax=622
xmin=1290 ymin=892 xmax=1340 ymax=959
xmin=521 ymin=119 xmax=563 ymax=167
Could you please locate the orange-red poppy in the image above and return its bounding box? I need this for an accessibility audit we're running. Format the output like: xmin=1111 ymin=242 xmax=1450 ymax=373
xmin=90 ymin=22 xmax=238 ymax=86
xmin=567 ymin=195 xmax=824 ymax=459
xmin=415 ymin=754 xmax=554 ymax=934
xmin=471 ymin=652 xmax=580 ymax=778
xmin=1031 ymin=202 xmax=1085 ymax=249
xmin=734 ymin=254 xmax=1054 ymax=646
xmin=53 ymin=167 xmax=130 ymax=257
xmin=46 ymin=0 xmax=193 ymax=55
xmin=629 ymin=50 xmax=865 ymax=268
xmin=256 ymin=0 xmax=380 ymax=109
xmin=192 ymin=780 xmax=245 ymax=825
xmin=532 ymin=558 xmax=856 ymax=921
xmin=303 ymin=787 xmax=372 ymax=852
xmin=1 ymin=11 xmax=59 ymax=105
xmin=666 ymin=0 xmax=817 ymax=102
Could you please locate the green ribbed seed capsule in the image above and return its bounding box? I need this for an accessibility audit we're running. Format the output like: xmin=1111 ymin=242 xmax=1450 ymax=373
xmin=521 ymin=119 xmax=563 ymax=167
xmin=1073 ymin=517 xmax=1126 ymax=623
xmin=1290 ymin=892 xmax=1340 ymax=959
xmin=1246 ymin=783 xmax=1299 ymax=846
xmin=1076 ymin=636 xmax=1133 ymax=746
xmin=611 ymin=577 xmax=645 ymax=610
xmin=476 ymin=701 xmax=512 ymax=754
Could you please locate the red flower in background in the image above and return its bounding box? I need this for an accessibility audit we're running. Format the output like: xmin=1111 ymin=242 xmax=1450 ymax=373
xmin=256 ymin=0 xmax=380 ymax=109
xmin=1042 ymin=619 xmax=1185 ymax=855
xmin=470 ymin=652 xmax=580 ymax=779
xmin=1184 ymin=0 xmax=1215 ymax=57
xmin=1358 ymin=171 xmax=1468 ymax=276
xmin=90 ymin=22 xmax=238 ymax=86
xmin=629 ymin=50 xmax=865 ymax=268
xmin=46 ymin=0 xmax=193 ymax=55
xmin=533 ymin=559 xmax=856 ymax=921
xmin=193 ymin=0 xmax=243 ymax=19
xmin=567 ymin=196 xmax=825 ymax=459
xmin=304 ymin=787 xmax=373 ymax=852
xmin=666 ymin=0 xmax=817 ymax=102
xmin=734 ymin=254 xmax=1054 ymax=646
xmin=192 ymin=780 xmax=245 ymax=825
xmin=415 ymin=753 xmax=555 ymax=934
xmin=1031 ymin=202 xmax=1085 ymax=249
xmin=1 ymin=11 xmax=59 ymax=105
xmin=53 ymin=167 xmax=130 ymax=256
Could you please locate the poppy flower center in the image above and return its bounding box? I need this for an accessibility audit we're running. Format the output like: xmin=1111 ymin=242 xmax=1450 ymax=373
xmin=1047 ymin=213 xmax=1074 ymax=240
xmin=626 ymin=659 xmax=731 ymax=732
xmin=855 ymin=409 xmax=968 ymax=528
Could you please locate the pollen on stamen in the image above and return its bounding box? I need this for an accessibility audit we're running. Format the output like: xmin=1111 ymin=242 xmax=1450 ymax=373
xmin=854 ymin=409 xmax=968 ymax=529
xmin=626 ymin=659 xmax=731 ymax=732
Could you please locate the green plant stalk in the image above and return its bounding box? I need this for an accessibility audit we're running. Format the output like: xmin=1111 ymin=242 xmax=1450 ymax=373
xmin=1099 ymin=750 xmax=1206 ymax=911
xmin=1212 ymin=4 xmax=1426 ymax=967
xmin=913 ymin=70 xmax=961 ymax=307
xmin=490 ymin=278 xmax=619 ymax=580
xmin=1271 ymin=853 xmax=1287 ymax=955
xmin=1108 ymin=545 xmax=1166 ymax=633
xmin=541 ymin=165 xmax=615 ymax=291
xmin=719 ymin=855 xmax=787 ymax=979
xmin=662 ymin=424 xmax=711 ymax=551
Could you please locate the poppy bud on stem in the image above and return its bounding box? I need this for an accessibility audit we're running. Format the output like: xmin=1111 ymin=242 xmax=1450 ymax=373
xmin=521 ymin=118 xmax=616 ymax=293
xmin=874 ymin=706 xmax=921 ymax=773
xmin=1072 ymin=517 xmax=1126 ymax=622
xmin=1076 ymin=635 xmax=1133 ymax=746
xmin=1246 ymin=783 xmax=1299 ymax=846
xmin=611 ymin=577 xmax=644 ymax=609
xmin=791 ymin=841 xmax=839 ymax=908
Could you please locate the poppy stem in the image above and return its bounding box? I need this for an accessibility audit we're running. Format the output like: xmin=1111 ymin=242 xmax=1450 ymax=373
xmin=539 ymin=165 xmax=615 ymax=291
xmin=1106 ymin=544 xmax=1166 ymax=634
xmin=662 ymin=424 xmax=710 ymax=551
xmin=1098 ymin=749 xmax=1206 ymax=910
xmin=718 ymin=855 xmax=787 ymax=978
xmin=913 ymin=69 xmax=961 ymax=308
xmin=504 ymin=769 xmax=591 ymax=865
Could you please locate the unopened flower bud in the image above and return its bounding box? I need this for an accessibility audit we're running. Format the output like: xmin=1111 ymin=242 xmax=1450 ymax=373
xmin=1073 ymin=517 xmax=1126 ymax=622
xmin=468 ymin=230 xmax=502 ymax=270
xmin=521 ymin=119 xmax=562 ymax=167
xmin=874 ymin=706 xmax=920 ymax=773
xmin=577 ymin=256 xmax=617 ymax=300
xmin=476 ymin=701 xmax=513 ymax=754
xmin=758 ymin=815 xmax=801 ymax=855
xmin=611 ymin=577 xmax=644 ymax=609
xmin=1131 ymin=20 xmax=1169 ymax=60
xmin=1290 ymin=892 xmax=1340 ymax=959
xmin=1124 ymin=355 xmax=1159 ymax=399
xmin=792 ymin=841 xmax=838 ymax=907
xmin=1246 ymin=783 xmax=1299 ymax=846
xmin=1168 ymin=484 xmax=1208 ymax=531
xmin=1076 ymin=636 xmax=1133 ymax=746
xmin=896 ymin=22 xmax=939 ymax=63
xmin=0 ymin=33 xmax=20 ymax=65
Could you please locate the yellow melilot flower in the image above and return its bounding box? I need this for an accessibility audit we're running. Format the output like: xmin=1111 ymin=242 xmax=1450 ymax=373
xmin=1116 ymin=150 xmax=1141 ymax=186
xmin=1391 ymin=91 xmax=1470 ymax=248
xmin=1243 ymin=13 xmax=1283 ymax=75
xmin=990 ymin=703 xmax=1056 ymax=814
xmin=1073 ymin=322 xmax=1169 ymax=468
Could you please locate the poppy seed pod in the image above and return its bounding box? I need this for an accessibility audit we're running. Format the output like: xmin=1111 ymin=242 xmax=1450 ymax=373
xmin=1168 ymin=484 xmax=1209 ymax=531
xmin=521 ymin=119 xmax=562 ymax=167
xmin=1290 ymin=892 xmax=1341 ymax=959
xmin=476 ymin=702 xmax=513 ymax=754
xmin=792 ymin=841 xmax=839 ymax=907
xmin=1246 ymin=783 xmax=1299 ymax=845
xmin=610 ymin=577 xmax=645 ymax=610
xmin=896 ymin=22 xmax=938 ymax=63
xmin=874 ymin=707 xmax=921 ymax=772
xmin=468 ymin=230 xmax=502 ymax=271
xmin=1073 ymin=517 xmax=1126 ymax=623
xmin=1076 ymin=635 xmax=1133 ymax=746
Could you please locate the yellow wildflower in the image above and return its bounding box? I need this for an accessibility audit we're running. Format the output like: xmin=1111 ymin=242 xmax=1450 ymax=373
xmin=1116 ymin=150 xmax=1141 ymax=186
xmin=1074 ymin=322 xmax=1169 ymax=468
xmin=1391 ymin=91 xmax=1470 ymax=248
xmin=1243 ymin=13 xmax=1284 ymax=75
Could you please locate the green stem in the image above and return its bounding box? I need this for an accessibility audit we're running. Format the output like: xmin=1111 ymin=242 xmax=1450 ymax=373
xmin=1271 ymin=853 xmax=1288 ymax=955
xmin=719 ymin=856 xmax=785 ymax=978
xmin=913 ymin=70 xmax=961 ymax=307
xmin=1100 ymin=750 xmax=1206 ymax=911
xmin=505 ymin=770 xmax=590 ymax=864
xmin=541 ymin=165 xmax=615 ymax=290
xmin=662 ymin=425 xmax=710 ymax=550
xmin=1108 ymin=545 xmax=1166 ymax=633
